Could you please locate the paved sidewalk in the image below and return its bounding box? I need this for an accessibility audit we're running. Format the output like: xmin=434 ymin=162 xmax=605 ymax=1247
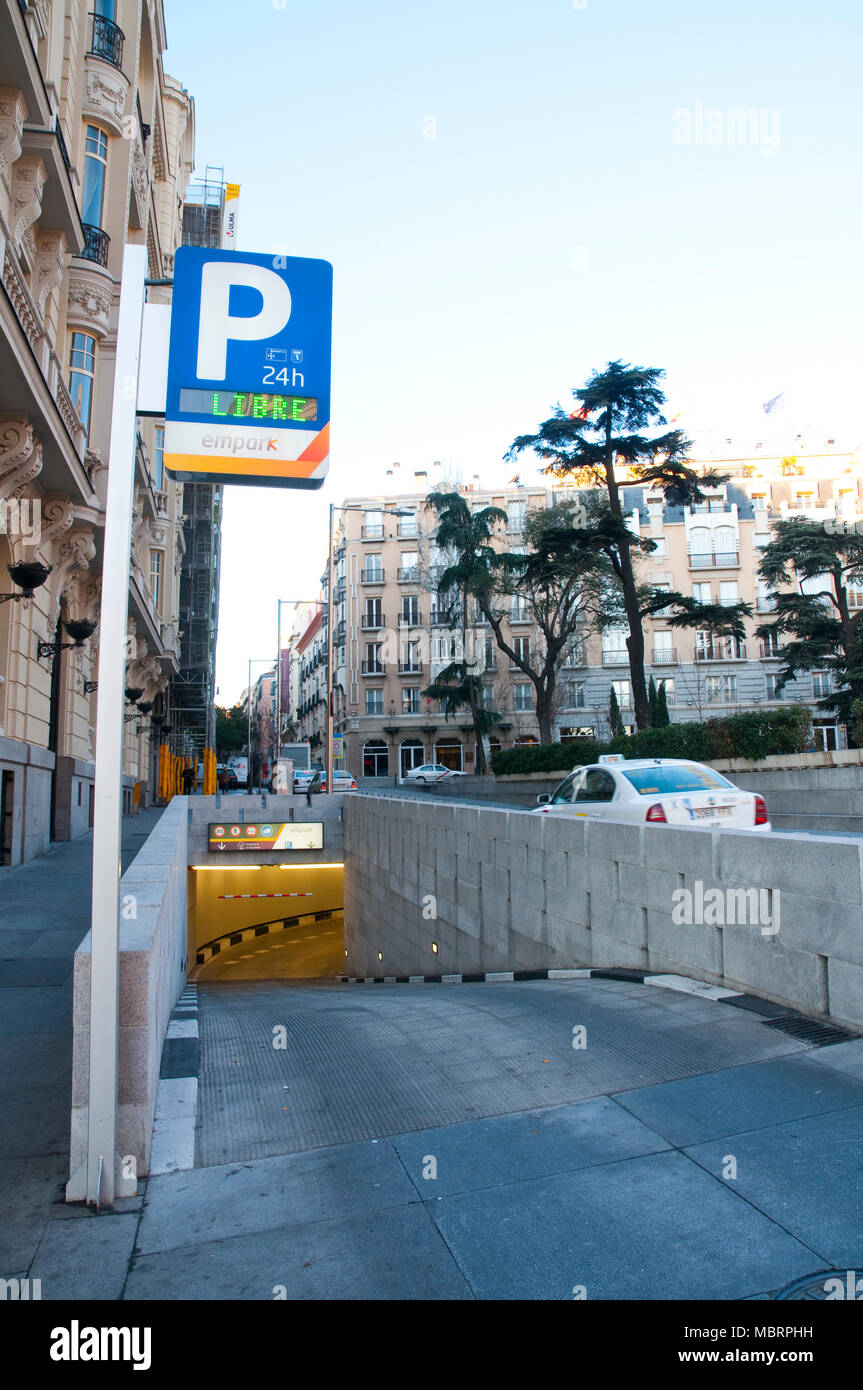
xmin=0 ymin=806 xmax=164 ymax=1282
xmin=16 ymin=966 xmax=863 ymax=1301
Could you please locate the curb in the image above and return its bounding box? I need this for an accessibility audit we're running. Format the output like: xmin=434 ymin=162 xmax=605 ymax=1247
xmin=150 ymin=983 xmax=198 ymax=1176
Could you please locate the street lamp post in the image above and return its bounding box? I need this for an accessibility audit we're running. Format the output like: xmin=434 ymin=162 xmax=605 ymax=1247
xmin=325 ymin=503 xmax=413 ymax=796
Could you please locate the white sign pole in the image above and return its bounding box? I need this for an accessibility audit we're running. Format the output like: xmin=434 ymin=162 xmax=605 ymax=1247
xmin=84 ymin=243 xmax=147 ymax=1207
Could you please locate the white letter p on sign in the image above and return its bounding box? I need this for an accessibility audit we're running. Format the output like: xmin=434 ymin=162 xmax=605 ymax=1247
xmin=197 ymin=262 xmax=292 ymax=380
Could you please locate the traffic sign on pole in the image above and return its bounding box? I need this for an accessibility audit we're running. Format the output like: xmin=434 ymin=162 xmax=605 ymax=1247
xmin=163 ymin=247 xmax=332 ymax=489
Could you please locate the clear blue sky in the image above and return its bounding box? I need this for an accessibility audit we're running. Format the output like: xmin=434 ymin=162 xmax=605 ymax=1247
xmin=162 ymin=0 xmax=863 ymax=704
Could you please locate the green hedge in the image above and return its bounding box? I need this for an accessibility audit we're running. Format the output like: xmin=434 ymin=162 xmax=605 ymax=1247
xmin=609 ymin=707 xmax=812 ymax=762
xmin=489 ymin=708 xmax=811 ymax=777
xmin=490 ymin=740 xmax=603 ymax=776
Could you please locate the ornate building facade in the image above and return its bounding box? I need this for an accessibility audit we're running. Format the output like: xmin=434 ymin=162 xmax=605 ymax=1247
xmin=0 ymin=0 xmax=195 ymax=864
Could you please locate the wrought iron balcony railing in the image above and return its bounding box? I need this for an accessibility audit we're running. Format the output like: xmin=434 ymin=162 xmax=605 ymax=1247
xmin=88 ymin=12 xmax=125 ymax=68
xmin=77 ymin=223 xmax=110 ymax=266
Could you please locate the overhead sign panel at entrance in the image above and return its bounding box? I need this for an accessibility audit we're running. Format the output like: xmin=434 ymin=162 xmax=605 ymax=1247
xmin=209 ymin=821 xmax=324 ymax=852
xmin=164 ymin=248 xmax=332 ymax=489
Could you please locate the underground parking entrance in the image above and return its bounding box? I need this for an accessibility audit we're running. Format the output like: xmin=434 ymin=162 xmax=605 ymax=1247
xmin=189 ymin=861 xmax=345 ymax=981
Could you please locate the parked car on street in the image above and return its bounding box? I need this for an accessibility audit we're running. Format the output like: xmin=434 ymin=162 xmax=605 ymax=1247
xmin=404 ymin=763 xmax=460 ymax=785
xmin=331 ymin=770 xmax=358 ymax=791
xmin=531 ymin=756 xmax=771 ymax=831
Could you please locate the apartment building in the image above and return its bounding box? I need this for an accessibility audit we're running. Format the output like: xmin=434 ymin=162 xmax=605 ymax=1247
xmin=0 ymin=0 xmax=196 ymax=862
xmin=293 ymin=447 xmax=860 ymax=782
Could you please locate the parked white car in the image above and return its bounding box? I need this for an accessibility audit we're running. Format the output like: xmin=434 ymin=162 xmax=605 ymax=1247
xmin=531 ymin=756 xmax=771 ymax=831
xmin=404 ymin=763 xmax=461 ymax=785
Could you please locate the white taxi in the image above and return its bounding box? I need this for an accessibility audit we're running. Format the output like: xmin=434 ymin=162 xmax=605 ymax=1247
xmin=531 ymin=755 xmax=770 ymax=831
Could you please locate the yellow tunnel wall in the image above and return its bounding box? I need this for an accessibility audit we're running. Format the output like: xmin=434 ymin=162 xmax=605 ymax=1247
xmin=188 ymin=864 xmax=345 ymax=950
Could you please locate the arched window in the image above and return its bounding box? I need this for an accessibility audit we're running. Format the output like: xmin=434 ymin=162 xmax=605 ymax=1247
xmin=399 ymin=739 xmax=424 ymax=779
xmin=82 ymin=125 xmax=108 ymax=229
xmin=363 ymin=739 xmax=388 ymax=778
xmin=714 ymin=526 xmax=737 ymax=561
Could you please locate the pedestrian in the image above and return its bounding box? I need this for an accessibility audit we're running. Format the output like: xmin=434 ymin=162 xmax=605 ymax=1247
xmin=305 ymin=782 xmax=312 ymax=809
xmin=182 ymin=766 xmax=194 ymax=796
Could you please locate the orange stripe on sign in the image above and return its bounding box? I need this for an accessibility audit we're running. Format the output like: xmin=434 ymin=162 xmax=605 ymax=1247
xmin=297 ymin=422 xmax=329 ymax=464
xmin=164 ymin=453 xmax=322 ymax=479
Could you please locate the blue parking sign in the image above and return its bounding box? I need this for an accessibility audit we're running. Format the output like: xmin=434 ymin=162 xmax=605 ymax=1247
xmin=164 ymin=248 xmax=332 ymax=489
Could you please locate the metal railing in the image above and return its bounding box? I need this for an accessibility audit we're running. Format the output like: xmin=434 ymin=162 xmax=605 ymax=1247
xmin=688 ymin=550 xmax=740 ymax=568
xmin=398 ymin=661 xmax=423 ymax=674
xmin=77 ymin=223 xmax=110 ymax=266
xmin=651 ymin=647 xmax=678 ymax=664
xmin=397 ymin=567 xmax=419 ymax=582
xmin=695 ymin=638 xmax=747 ymax=661
xmin=361 ymin=569 xmax=385 ymax=584
xmin=361 ymin=660 xmax=385 ymax=675
xmin=361 ymin=612 xmax=386 ymax=629
xmin=361 ymin=524 xmax=384 ymax=539
xmin=88 ymin=12 xmax=125 ymax=68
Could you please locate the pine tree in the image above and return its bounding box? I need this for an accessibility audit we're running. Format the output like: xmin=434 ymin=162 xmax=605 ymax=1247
xmin=648 ymin=676 xmax=658 ymax=726
xmin=655 ymin=680 xmax=671 ymax=727
xmin=609 ymin=686 xmax=624 ymax=738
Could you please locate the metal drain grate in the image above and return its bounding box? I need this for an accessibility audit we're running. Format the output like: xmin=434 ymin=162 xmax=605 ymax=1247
xmin=762 ymin=1015 xmax=853 ymax=1047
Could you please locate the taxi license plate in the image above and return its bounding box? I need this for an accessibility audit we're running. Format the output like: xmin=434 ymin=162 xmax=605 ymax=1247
xmin=692 ymin=806 xmax=733 ymax=819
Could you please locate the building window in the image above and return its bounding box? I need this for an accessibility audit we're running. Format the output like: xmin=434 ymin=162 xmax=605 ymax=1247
xmin=657 ymin=677 xmax=675 ymax=705
xmin=68 ymin=331 xmax=96 ymax=436
xmin=363 ymin=740 xmax=388 ymax=777
xmin=692 ymin=582 xmax=711 ymax=603
xmin=719 ymin=581 xmax=739 ymax=607
xmin=401 ymin=595 xmax=419 ymax=626
xmin=705 ymin=674 xmax=737 ymax=703
xmin=568 ymin=680 xmax=585 ymax=709
xmin=153 ymin=426 xmax=164 ymax=490
xmin=602 ymin=626 xmax=629 ymax=662
xmin=507 ymin=501 xmax=526 ymax=534
xmin=513 ymin=682 xmax=532 ymax=711
xmin=611 ymin=679 xmax=631 ymax=708
xmin=363 ymin=553 xmax=383 ymax=582
xmin=512 ymin=635 xmax=530 ymax=666
xmin=363 ymin=598 xmax=383 ymax=627
xmin=399 ymin=739 xmax=424 ymax=776
xmin=765 ymin=674 xmax=783 ymax=700
xmin=434 ymin=740 xmax=463 ymax=771
xmin=812 ymin=671 xmax=831 ymax=699
xmin=476 ymin=682 xmax=495 ymax=710
xmin=82 ymin=125 xmax=108 ymax=228
xmin=402 ymin=687 xmax=420 ymax=714
xmin=399 ymin=551 xmax=419 ymax=581
xmin=149 ymin=550 xmax=161 ymax=605
xmin=363 ymin=510 xmax=383 ymax=539
xmin=365 ymin=688 xmax=383 ymax=716
xmin=651 ymin=537 xmax=667 ymax=558
xmin=511 ymin=595 xmax=530 ymax=622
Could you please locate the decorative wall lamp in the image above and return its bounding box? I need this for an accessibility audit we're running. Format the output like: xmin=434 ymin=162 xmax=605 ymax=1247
xmin=37 ymin=617 xmax=97 ymax=660
xmin=1 ymin=561 xmax=52 ymax=604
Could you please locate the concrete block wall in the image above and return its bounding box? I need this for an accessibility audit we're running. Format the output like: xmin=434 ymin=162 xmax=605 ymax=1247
xmin=67 ymin=798 xmax=188 ymax=1195
xmin=344 ymin=795 xmax=863 ymax=1029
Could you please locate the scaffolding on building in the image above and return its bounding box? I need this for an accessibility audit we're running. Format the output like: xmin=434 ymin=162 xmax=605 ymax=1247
xmin=166 ymin=165 xmax=227 ymax=758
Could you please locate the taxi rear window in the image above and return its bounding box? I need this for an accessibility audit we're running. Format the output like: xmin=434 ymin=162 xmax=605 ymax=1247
xmin=622 ymin=765 xmax=735 ymax=795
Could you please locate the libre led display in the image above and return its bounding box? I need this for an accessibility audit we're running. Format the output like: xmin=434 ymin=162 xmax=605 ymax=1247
xmin=179 ymin=389 xmax=318 ymax=423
